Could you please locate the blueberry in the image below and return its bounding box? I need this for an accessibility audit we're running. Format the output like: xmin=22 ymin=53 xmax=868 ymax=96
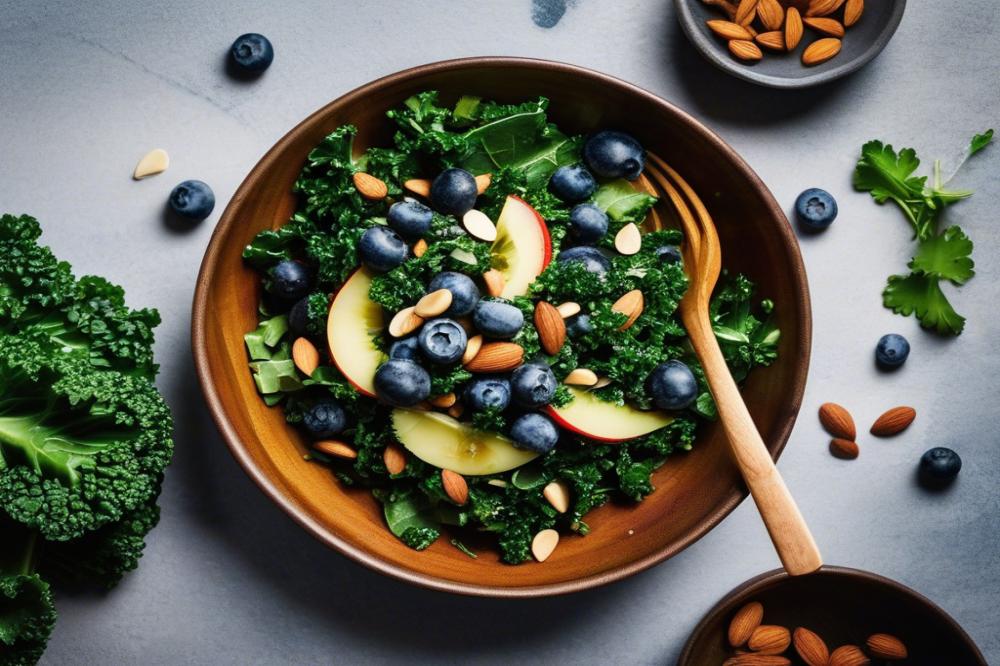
xmin=919 ymin=447 xmax=962 ymax=485
xmin=418 ymin=318 xmax=468 ymax=364
xmin=387 ymin=200 xmax=433 ymax=240
xmin=389 ymin=336 xmax=421 ymax=361
xmin=430 ymin=168 xmax=478 ymax=216
xmin=875 ymin=333 xmax=910 ymax=369
xmin=510 ymin=364 xmax=557 ymax=408
xmin=509 ymin=413 xmax=559 ymax=454
xmin=288 ymin=296 xmax=311 ymax=336
xmin=647 ymin=360 xmax=698 ymax=410
xmin=583 ymin=130 xmax=645 ymax=181
xmin=557 ymin=246 xmax=611 ymax=276
xmin=473 ymin=300 xmax=524 ymax=339
xmin=269 ymin=260 xmax=311 ymax=300
xmin=795 ymin=188 xmax=838 ymax=230
xmin=428 ymin=272 xmax=480 ymax=317
xmin=549 ymin=164 xmax=597 ymax=203
xmin=302 ymin=400 xmax=346 ymax=439
xmin=358 ymin=226 xmax=409 ymax=273
xmin=464 ymin=377 xmax=512 ymax=411
xmin=565 ymin=313 xmax=592 ymax=338
xmin=569 ymin=204 xmax=610 ymax=244
xmin=169 ymin=180 xmax=215 ymax=220
xmin=230 ymin=33 xmax=274 ymax=72
xmin=373 ymin=359 xmax=431 ymax=407
xmin=655 ymin=245 xmax=682 ymax=264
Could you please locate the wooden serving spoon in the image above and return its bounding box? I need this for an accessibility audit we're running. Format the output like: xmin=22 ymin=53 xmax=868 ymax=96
xmin=642 ymin=153 xmax=823 ymax=576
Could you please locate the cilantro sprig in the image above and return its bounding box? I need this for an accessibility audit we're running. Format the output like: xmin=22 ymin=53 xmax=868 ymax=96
xmin=853 ymin=130 xmax=993 ymax=335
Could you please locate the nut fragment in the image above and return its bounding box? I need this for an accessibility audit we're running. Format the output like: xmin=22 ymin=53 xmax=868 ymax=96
xmin=802 ymin=37 xmax=842 ymax=65
xmin=843 ymin=0 xmax=864 ymax=27
xmin=483 ymin=269 xmax=506 ymax=297
xmin=829 ymin=645 xmax=870 ymax=666
xmin=313 ymin=440 xmax=357 ymax=460
xmin=706 ymin=19 xmax=754 ymax=41
xmin=793 ymin=627 xmax=830 ymax=666
xmin=534 ymin=301 xmax=567 ymax=355
xmin=755 ymin=31 xmax=786 ymax=51
xmin=729 ymin=39 xmax=764 ymax=61
xmin=383 ymin=444 xmax=406 ymax=475
xmin=531 ymin=528 xmax=559 ymax=562
xmin=404 ymin=178 xmax=431 ymax=198
xmin=352 ymin=172 xmax=388 ymax=200
xmin=441 ymin=469 xmax=469 ymax=505
xmin=866 ymin=633 xmax=907 ymax=660
xmin=414 ymin=288 xmax=453 ymax=318
xmin=614 ymin=222 xmax=642 ymax=255
xmin=728 ymin=601 xmax=764 ymax=647
xmin=292 ymin=337 xmax=320 ymax=377
xmin=803 ymin=16 xmax=845 ymax=37
xmin=556 ymin=301 xmax=581 ymax=318
xmin=462 ymin=209 xmax=498 ymax=242
xmin=429 ymin=392 xmax=457 ymax=408
xmin=464 ymin=342 xmax=524 ymax=373
xmin=388 ymin=306 xmax=424 ymax=338
xmin=829 ymin=438 xmax=860 ymax=459
xmin=756 ymin=0 xmax=784 ymax=30
xmin=475 ymin=173 xmax=492 ymax=194
xmin=748 ymin=625 xmax=791 ymax=655
xmin=132 ymin=148 xmax=169 ymax=179
xmin=869 ymin=406 xmax=916 ymax=436
xmin=819 ymin=402 xmax=856 ymax=440
xmin=592 ymin=376 xmax=613 ymax=390
xmin=413 ymin=238 xmax=428 ymax=258
xmin=611 ymin=290 xmax=644 ymax=330
xmin=542 ymin=480 xmax=571 ymax=513
xmin=785 ymin=7 xmax=804 ymax=49
xmin=564 ymin=368 xmax=599 ymax=387
xmin=461 ymin=334 xmax=483 ymax=365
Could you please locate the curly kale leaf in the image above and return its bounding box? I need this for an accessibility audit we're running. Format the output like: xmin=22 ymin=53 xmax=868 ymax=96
xmin=710 ymin=273 xmax=780 ymax=383
xmin=0 ymin=215 xmax=76 ymax=325
xmin=0 ymin=573 xmax=55 ymax=666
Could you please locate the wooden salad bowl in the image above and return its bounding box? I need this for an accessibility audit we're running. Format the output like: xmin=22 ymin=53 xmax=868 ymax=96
xmin=191 ymin=57 xmax=811 ymax=597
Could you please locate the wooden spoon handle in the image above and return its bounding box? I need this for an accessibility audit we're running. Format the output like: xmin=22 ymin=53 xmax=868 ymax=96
xmin=689 ymin=316 xmax=823 ymax=575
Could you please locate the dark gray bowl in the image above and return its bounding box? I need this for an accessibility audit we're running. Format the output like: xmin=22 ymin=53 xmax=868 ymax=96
xmin=675 ymin=0 xmax=906 ymax=88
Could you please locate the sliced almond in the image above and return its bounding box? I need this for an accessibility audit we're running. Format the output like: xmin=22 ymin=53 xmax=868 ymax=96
xmin=291 ymin=337 xmax=320 ymax=377
xmin=805 ymin=0 xmax=845 ymax=16
xmin=388 ymin=306 xmax=423 ymax=338
xmin=383 ymin=444 xmax=406 ymax=475
xmin=614 ymin=222 xmax=642 ymax=255
xmin=531 ymin=528 xmax=559 ymax=562
xmin=441 ymin=469 xmax=469 ymax=505
xmin=542 ymin=480 xmax=571 ymax=513
xmin=843 ymin=0 xmax=864 ymax=27
xmin=756 ymin=0 xmax=784 ymax=30
xmin=475 ymin=173 xmax=492 ymax=194
xmin=487 ymin=479 xmax=508 ymax=488
xmin=870 ymin=406 xmax=916 ymax=436
xmin=556 ymin=301 xmax=581 ymax=318
xmin=755 ymin=31 xmax=786 ymax=51
xmin=404 ymin=178 xmax=431 ymax=198
xmin=413 ymin=238 xmax=428 ymax=258
xmin=592 ymin=376 xmax=613 ymax=390
xmin=447 ymin=403 xmax=464 ymax=419
xmin=611 ymin=289 xmax=644 ymax=330
xmin=706 ymin=19 xmax=754 ymax=41
xmin=829 ymin=438 xmax=860 ymax=459
xmin=464 ymin=342 xmax=524 ymax=373
xmin=534 ymin=301 xmax=566 ymax=355
xmin=352 ymin=172 xmax=388 ymax=200
xmin=462 ymin=334 xmax=483 ymax=365
xmin=462 ymin=209 xmax=497 ymax=242
xmin=313 ymin=440 xmax=357 ymax=460
xmin=564 ymin=368 xmax=599 ymax=387
xmin=728 ymin=601 xmax=764 ymax=647
xmin=803 ymin=16 xmax=845 ymax=37
xmin=734 ymin=0 xmax=759 ymax=25
xmin=802 ymin=37 xmax=841 ymax=65
xmin=483 ymin=268 xmax=506 ymax=297
xmin=729 ymin=39 xmax=764 ymax=61
xmin=414 ymin=288 xmax=453 ymax=318
xmin=132 ymin=148 xmax=169 ymax=179
xmin=785 ymin=7 xmax=804 ymax=49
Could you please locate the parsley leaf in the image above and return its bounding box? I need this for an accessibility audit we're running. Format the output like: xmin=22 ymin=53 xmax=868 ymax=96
xmin=883 ymin=272 xmax=965 ymax=336
xmin=909 ymin=226 xmax=974 ymax=285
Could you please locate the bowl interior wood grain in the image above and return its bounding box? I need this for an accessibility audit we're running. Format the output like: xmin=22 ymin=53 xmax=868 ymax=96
xmin=191 ymin=57 xmax=811 ymax=597
xmin=679 ymin=566 xmax=986 ymax=664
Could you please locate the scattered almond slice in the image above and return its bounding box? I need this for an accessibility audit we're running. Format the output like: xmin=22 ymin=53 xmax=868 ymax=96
xmin=614 ymin=222 xmax=642 ymax=255
xmin=556 ymin=301 xmax=581 ymax=318
xmin=591 ymin=376 xmax=613 ymax=390
xmin=475 ymin=173 xmax=492 ymax=194
xmin=611 ymin=289 xmax=644 ymax=330
xmin=462 ymin=209 xmax=497 ymax=242
xmin=132 ymin=148 xmax=169 ymax=180
xmin=483 ymin=269 xmax=506 ymax=297
xmin=542 ymin=480 xmax=571 ymax=513
xmin=404 ymin=178 xmax=431 ymax=198
xmin=388 ymin=306 xmax=423 ymax=338
xmin=313 ymin=440 xmax=357 ymax=460
xmin=462 ymin=334 xmax=483 ymax=365
xmin=414 ymin=288 xmax=453 ymax=318
xmin=291 ymin=337 xmax=320 ymax=377
xmin=413 ymin=239 xmax=428 ymax=257
xmin=429 ymin=392 xmax=457 ymax=408
xmin=564 ymin=368 xmax=599 ymax=386
xmin=531 ymin=528 xmax=560 ymax=562
xmin=487 ymin=479 xmax=509 ymax=488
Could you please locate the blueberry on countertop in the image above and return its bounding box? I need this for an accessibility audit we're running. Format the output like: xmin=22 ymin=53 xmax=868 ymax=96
xmin=169 ymin=180 xmax=215 ymax=220
xmin=431 ymin=168 xmax=478 ymax=216
xmin=569 ymin=203 xmax=609 ymax=244
xmin=795 ymin=188 xmax=838 ymax=230
xmin=919 ymin=447 xmax=962 ymax=487
xmin=358 ymin=226 xmax=409 ymax=273
xmin=473 ymin=300 xmax=524 ymax=339
xmin=269 ymin=260 xmax=311 ymax=300
xmin=583 ymin=130 xmax=645 ymax=181
xmin=565 ymin=313 xmax=592 ymax=338
xmin=655 ymin=245 xmax=682 ymax=264
xmin=876 ymin=333 xmax=910 ymax=369
xmin=302 ymin=400 xmax=346 ymax=439
xmin=428 ymin=272 xmax=480 ymax=317
xmin=510 ymin=413 xmax=559 ymax=454
xmin=388 ymin=200 xmax=433 ymax=240
xmin=418 ymin=318 xmax=468 ymax=364
xmin=465 ymin=377 xmax=512 ymax=412
xmin=511 ymin=363 xmax=557 ymax=408
xmin=647 ymin=360 xmax=698 ymax=411
xmin=230 ymin=33 xmax=274 ymax=72
xmin=389 ymin=336 xmax=422 ymax=361
xmin=557 ymin=246 xmax=611 ymax=276
xmin=374 ymin=359 xmax=431 ymax=407
xmin=549 ymin=164 xmax=597 ymax=203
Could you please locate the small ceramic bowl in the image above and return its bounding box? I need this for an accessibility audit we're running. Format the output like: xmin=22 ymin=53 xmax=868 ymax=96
xmin=675 ymin=0 xmax=906 ymax=89
xmin=680 ymin=566 xmax=986 ymax=664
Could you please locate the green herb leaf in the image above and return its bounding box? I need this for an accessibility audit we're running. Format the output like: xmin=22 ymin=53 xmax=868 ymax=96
xmin=909 ymin=226 xmax=974 ymax=285
xmin=883 ymin=272 xmax=965 ymax=335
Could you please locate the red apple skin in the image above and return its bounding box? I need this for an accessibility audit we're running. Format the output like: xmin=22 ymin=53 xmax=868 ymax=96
xmin=508 ymin=195 xmax=552 ymax=269
xmin=326 ymin=267 xmax=377 ymax=398
xmin=543 ymin=405 xmax=629 ymax=443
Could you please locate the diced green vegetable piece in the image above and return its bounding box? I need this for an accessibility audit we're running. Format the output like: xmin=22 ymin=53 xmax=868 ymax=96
xmin=250 ymin=359 xmax=303 ymax=394
xmin=244 ymin=331 xmax=271 ymax=361
xmin=453 ymin=95 xmax=481 ymax=124
xmin=261 ymin=315 xmax=289 ymax=347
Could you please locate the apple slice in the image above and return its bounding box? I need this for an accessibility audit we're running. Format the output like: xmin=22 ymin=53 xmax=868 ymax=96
xmin=491 ymin=195 xmax=551 ymax=298
xmin=327 ymin=267 xmax=386 ymax=397
xmin=392 ymin=409 xmax=538 ymax=476
xmin=546 ymin=388 xmax=674 ymax=443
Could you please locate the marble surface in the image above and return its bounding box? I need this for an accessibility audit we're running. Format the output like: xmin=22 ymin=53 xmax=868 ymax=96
xmin=1 ymin=1 xmax=997 ymax=664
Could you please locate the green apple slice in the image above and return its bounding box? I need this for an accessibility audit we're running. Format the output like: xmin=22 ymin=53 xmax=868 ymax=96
xmin=546 ymin=388 xmax=673 ymax=442
xmin=392 ymin=409 xmax=538 ymax=476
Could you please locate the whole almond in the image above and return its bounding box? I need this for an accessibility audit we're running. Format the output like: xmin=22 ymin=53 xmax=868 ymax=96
xmin=748 ymin=625 xmax=791 ymax=655
xmin=413 ymin=238 xmax=428 ymax=258
xmin=707 ymin=19 xmax=754 ymax=40
xmin=441 ymin=469 xmax=469 ymax=505
xmin=404 ymin=178 xmax=431 ymax=198
xmin=542 ymin=480 xmax=571 ymax=513
xmin=843 ymin=0 xmax=863 ymax=26
xmin=734 ymin=0 xmax=759 ymax=25
xmin=464 ymin=342 xmax=524 ymax=372
xmin=870 ymin=406 xmax=916 ymax=436
xmin=729 ymin=39 xmax=764 ymax=61
xmin=383 ymin=444 xmax=406 ymax=475
xmin=292 ymin=337 xmax=320 ymax=377
xmin=483 ymin=268 xmax=506 ymax=297
xmin=793 ymin=627 xmax=829 ymax=666
xmin=723 ymin=656 xmax=791 ymax=666
xmin=531 ymin=528 xmax=560 ymax=562
xmin=728 ymin=601 xmax=764 ymax=647
xmin=556 ymin=301 xmax=581 ymax=318
xmin=830 ymin=438 xmax=860 ymax=459
xmin=866 ymin=633 xmax=907 ymax=660
xmin=785 ymin=7 xmax=804 ymax=49
xmin=462 ymin=334 xmax=483 ymax=365
xmin=414 ymin=288 xmax=453 ymax=318
xmin=612 ymin=289 xmax=644 ymax=330
xmin=313 ymin=440 xmax=357 ymax=460
xmin=475 ymin=173 xmax=492 ymax=194
xmin=803 ymin=16 xmax=845 ymax=37
xmin=802 ymin=37 xmax=841 ymax=65
xmin=805 ymin=0 xmax=845 ymax=16
xmin=829 ymin=645 xmax=871 ymax=666
xmin=757 ymin=0 xmax=784 ymax=30
xmin=819 ymin=402 xmax=856 ymax=439
xmin=756 ymin=31 xmax=787 ymax=51
xmin=535 ymin=301 xmax=567 ymax=355
xmin=388 ymin=306 xmax=424 ymax=338
xmin=352 ymin=172 xmax=388 ymax=200
xmin=429 ymin=392 xmax=457 ymax=408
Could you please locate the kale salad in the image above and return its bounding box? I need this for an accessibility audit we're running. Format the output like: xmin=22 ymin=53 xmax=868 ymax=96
xmin=241 ymin=92 xmax=779 ymax=564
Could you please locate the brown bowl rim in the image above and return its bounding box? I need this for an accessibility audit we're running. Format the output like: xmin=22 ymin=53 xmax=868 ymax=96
xmin=677 ymin=565 xmax=987 ymax=664
xmin=191 ymin=56 xmax=812 ymax=598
